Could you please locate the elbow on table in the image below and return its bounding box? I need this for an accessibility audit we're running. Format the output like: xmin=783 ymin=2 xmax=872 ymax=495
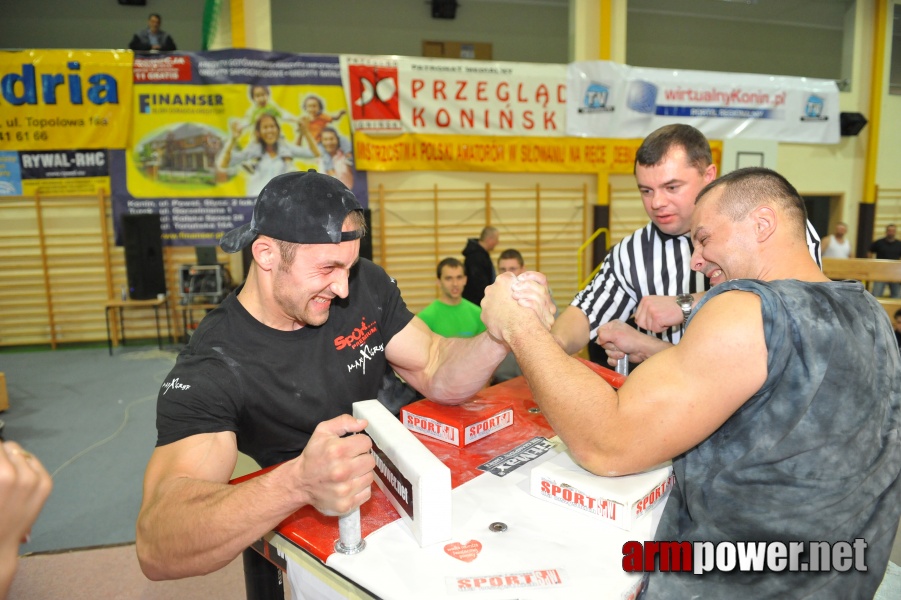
xmin=135 ymin=517 xmax=183 ymax=581
xmin=426 ymin=391 xmax=473 ymax=406
xmin=135 ymin=535 xmax=171 ymax=581
xmin=136 ymin=534 xmax=226 ymax=581
xmin=567 ymin=443 xmax=639 ymax=478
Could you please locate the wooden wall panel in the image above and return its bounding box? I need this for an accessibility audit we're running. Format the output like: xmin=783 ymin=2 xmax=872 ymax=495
xmin=1 ymin=181 xmax=613 ymax=348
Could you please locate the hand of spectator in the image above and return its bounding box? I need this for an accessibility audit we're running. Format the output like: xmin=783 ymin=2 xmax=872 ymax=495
xmin=633 ymin=295 xmax=685 ymax=332
xmin=287 ymin=415 xmax=375 ymax=517
xmin=595 ymin=320 xmax=673 ymax=366
xmin=0 ymin=441 xmax=52 ymax=596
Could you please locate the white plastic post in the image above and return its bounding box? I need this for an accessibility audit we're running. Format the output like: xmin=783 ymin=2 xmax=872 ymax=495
xmin=353 ymin=399 xmax=452 ymax=547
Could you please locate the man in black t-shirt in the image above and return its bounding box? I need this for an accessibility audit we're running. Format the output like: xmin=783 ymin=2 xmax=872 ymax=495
xmin=869 ymin=223 xmax=901 ymax=298
xmin=135 ymin=171 xmax=555 ymax=583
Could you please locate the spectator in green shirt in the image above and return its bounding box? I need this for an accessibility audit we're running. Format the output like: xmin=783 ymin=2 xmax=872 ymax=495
xmin=418 ymin=257 xmax=486 ymax=338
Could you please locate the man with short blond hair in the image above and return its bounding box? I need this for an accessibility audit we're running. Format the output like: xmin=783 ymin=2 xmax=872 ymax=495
xmin=482 ymin=167 xmax=901 ymax=598
xmin=554 ymin=124 xmax=822 ymax=367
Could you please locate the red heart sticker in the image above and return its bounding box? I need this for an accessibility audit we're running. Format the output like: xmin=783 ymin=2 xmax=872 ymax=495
xmin=444 ymin=540 xmax=482 ymax=562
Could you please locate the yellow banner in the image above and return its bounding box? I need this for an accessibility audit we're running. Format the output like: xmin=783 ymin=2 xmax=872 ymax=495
xmin=126 ymin=82 xmax=347 ymax=198
xmin=355 ymin=132 xmax=722 ymax=174
xmin=22 ymin=176 xmax=108 ymax=197
xmin=0 ymin=50 xmax=133 ymax=150
xmin=355 ymin=133 xmax=645 ymax=174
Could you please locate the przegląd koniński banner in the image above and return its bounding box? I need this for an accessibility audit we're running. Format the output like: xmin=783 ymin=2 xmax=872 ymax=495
xmin=566 ymin=61 xmax=839 ymax=144
xmin=339 ymin=55 xmax=567 ymax=137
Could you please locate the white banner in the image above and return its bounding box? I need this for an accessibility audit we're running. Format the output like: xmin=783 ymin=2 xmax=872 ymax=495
xmin=567 ymin=61 xmax=839 ymax=144
xmin=341 ymin=55 xmax=567 ymax=137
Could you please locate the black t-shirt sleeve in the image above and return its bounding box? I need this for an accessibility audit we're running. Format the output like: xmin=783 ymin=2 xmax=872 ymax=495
xmin=361 ymin=259 xmax=414 ymax=343
xmin=155 ymin=353 xmax=243 ymax=447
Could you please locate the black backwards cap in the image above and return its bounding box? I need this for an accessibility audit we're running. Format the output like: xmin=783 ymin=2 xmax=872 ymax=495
xmin=219 ymin=170 xmax=364 ymax=253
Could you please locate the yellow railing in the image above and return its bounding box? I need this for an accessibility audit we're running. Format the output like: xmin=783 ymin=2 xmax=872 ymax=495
xmin=577 ymin=227 xmax=610 ymax=289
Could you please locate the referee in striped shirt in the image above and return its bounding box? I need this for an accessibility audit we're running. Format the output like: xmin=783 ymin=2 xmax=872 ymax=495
xmin=552 ymin=124 xmax=821 ymax=365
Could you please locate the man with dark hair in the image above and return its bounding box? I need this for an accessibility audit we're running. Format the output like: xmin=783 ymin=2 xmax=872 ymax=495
xmin=128 ymin=13 xmax=177 ymax=52
xmin=869 ymin=224 xmax=901 ymax=298
xmin=135 ymin=172 xmax=555 ymax=591
xmin=497 ymin=248 xmax=525 ymax=275
xmin=462 ymin=226 xmax=499 ymax=306
xmin=492 ymin=248 xmax=559 ymax=383
xmin=552 ymin=123 xmax=821 ymax=366
xmin=482 ymin=167 xmax=901 ymax=598
xmin=418 ymin=257 xmax=486 ymax=338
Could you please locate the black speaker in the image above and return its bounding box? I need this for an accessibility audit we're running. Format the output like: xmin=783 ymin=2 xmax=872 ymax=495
xmin=122 ymin=213 xmax=166 ymax=300
xmin=840 ymin=112 xmax=867 ymax=136
xmin=431 ymin=0 xmax=458 ymax=19
xmin=360 ymin=208 xmax=373 ymax=261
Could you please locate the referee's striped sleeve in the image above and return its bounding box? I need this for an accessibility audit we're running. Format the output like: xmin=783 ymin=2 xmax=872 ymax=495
xmin=571 ymin=225 xmax=708 ymax=344
xmin=805 ymin=220 xmax=822 ymax=268
xmin=572 ymin=242 xmax=638 ymax=341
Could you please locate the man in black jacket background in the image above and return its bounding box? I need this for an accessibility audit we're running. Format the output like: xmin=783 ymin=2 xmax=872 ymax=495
xmin=462 ymin=226 xmax=499 ymax=306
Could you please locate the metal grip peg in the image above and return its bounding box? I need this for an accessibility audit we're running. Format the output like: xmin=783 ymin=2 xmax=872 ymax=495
xmin=616 ymin=355 xmax=629 ymax=376
xmin=334 ymin=506 xmax=365 ymax=555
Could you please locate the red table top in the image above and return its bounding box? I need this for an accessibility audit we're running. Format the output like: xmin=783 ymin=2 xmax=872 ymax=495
xmin=232 ymin=359 xmax=624 ymax=562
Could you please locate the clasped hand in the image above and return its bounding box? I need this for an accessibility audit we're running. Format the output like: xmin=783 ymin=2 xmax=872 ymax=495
xmin=481 ymin=271 xmax=556 ymax=344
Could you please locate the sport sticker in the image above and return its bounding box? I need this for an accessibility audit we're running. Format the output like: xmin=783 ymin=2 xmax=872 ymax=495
xmin=448 ymin=568 xmax=565 ymax=594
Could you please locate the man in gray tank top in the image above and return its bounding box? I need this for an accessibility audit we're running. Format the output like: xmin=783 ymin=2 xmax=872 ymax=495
xmin=481 ymin=167 xmax=901 ymax=598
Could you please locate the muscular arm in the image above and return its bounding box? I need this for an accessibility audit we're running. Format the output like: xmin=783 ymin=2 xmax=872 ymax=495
xmin=136 ymin=416 xmax=373 ymax=580
xmin=484 ymin=279 xmax=767 ymax=476
xmin=633 ymin=292 xmax=704 ymax=333
xmin=550 ymin=306 xmax=591 ymax=355
xmin=385 ymin=317 xmax=508 ymax=405
xmin=595 ymin=319 xmax=673 ymax=366
xmin=555 ymin=247 xmax=641 ymax=354
xmin=388 ymin=273 xmax=554 ymax=404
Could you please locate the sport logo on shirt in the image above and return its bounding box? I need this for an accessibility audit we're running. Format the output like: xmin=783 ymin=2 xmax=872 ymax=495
xmin=334 ymin=316 xmax=379 ymax=351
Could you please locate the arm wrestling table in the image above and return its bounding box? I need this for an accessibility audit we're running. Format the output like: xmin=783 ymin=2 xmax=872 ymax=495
xmin=233 ymin=361 xmax=665 ymax=600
